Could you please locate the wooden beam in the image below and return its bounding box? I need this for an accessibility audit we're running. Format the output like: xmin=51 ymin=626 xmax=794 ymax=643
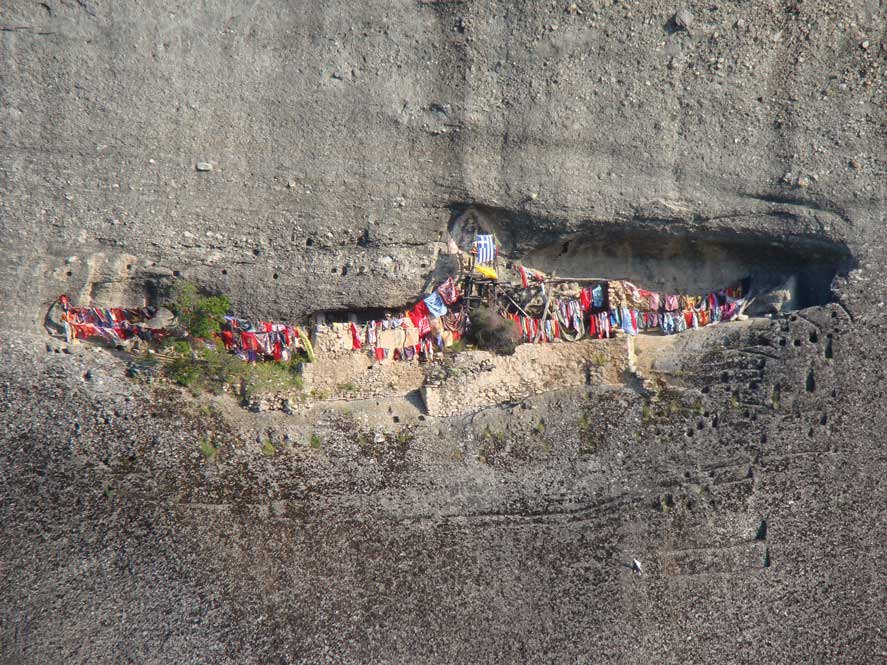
xmin=534 ymin=272 xmax=556 ymax=342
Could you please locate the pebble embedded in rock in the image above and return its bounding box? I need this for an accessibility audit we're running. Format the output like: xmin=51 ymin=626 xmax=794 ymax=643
xmin=196 ymin=162 xmax=213 ymax=172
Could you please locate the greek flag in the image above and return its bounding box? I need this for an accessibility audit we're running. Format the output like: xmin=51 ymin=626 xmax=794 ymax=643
xmin=476 ymin=234 xmax=495 ymax=264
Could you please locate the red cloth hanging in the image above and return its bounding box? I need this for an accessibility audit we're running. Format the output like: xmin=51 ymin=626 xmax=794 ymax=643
xmin=413 ymin=300 xmax=430 ymax=318
xmin=350 ymin=322 xmax=362 ymax=350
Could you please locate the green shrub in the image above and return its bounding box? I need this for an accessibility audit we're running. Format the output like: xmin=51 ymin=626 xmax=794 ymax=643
xmin=166 ymin=281 xmax=231 ymax=342
xmin=198 ymin=439 xmax=217 ymax=460
xmin=467 ymin=306 xmax=521 ymax=356
xmin=261 ymin=440 xmax=277 ymax=457
xmin=170 ymin=339 xmax=193 ymax=356
xmin=168 ymin=356 xmax=201 ymax=387
xmin=309 ymin=433 xmax=322 ymax=449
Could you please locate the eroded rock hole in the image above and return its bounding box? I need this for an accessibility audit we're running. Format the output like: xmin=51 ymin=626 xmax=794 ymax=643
xmin=809 ymin=332 xmax=818 ymax=344
xmin=805 ymin=369 xmax=816 ymax=392
xmin=755 ymin=519 xmax=768 ymax=541
xmin=314 ymin=305 xmax=409 ymax=324
xmin=824 ymin=338 xmax=833 ymax=359
xmin=306 ymin=238 xmax=314 ymax=247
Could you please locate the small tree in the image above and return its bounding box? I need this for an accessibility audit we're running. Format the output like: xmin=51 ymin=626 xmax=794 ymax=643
xmin=467 ymin=306 xmax=521 ymax=355
xmin=167 ymin=281 xmax=231 ymax=341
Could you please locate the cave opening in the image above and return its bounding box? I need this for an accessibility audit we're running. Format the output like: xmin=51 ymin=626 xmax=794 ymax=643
xmin=447 ymin=205 xmax=855 ymax=314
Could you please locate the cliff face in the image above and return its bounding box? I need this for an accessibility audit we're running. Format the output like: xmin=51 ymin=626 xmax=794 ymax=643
xmin=2 ymin=1 xmax=887 ymax=663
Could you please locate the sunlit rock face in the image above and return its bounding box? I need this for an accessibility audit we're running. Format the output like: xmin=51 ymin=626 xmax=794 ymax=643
xmin=1 ymin=1 xmax=886 ymax=663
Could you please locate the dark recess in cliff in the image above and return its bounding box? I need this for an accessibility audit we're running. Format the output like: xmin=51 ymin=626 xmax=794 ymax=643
xmin=449 ymin=204 xmax=855 ymax=310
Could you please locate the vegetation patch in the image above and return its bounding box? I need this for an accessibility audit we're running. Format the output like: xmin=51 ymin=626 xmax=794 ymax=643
xmin=478 ymin=426 xmax=507 ymax=464
xmin=166 ymin=281 xmax=231 ymax=342
xmin=467 ymin=305 xmax=521 ymax=356
xmin=198 ymin=438 xmax=218 ymax=461
xmin=165 ymin=347 xmax=303 ymax=398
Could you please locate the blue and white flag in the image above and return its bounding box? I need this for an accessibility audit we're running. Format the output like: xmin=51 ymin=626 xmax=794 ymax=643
xmin=476 ymin=234 xmax=495 ymax=264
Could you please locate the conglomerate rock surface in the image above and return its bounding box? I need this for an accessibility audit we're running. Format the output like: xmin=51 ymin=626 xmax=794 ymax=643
xmin=1 ymin=1 xmax=886 ymax=663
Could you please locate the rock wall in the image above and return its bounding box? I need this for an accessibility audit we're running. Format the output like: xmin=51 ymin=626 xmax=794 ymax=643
xmin=2 ymin=1 xmax=885 ymax=330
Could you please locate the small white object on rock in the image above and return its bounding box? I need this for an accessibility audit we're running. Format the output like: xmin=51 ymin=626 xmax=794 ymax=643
xmin=796 ymin=175 xmax=810 ymax=188
xmin=861 ymin=40 xmax=870 ymax=50
xmin=196 ymin=162 xmax=213 ymax=172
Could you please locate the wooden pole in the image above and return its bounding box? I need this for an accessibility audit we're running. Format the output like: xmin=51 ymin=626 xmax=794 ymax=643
xmin=464 ymin=253 xmax=475 ymax=314
xmin=503 ymin=292 xmax=532 ymax=319
xmin=534 ymin=271 xmax=556 ymax=343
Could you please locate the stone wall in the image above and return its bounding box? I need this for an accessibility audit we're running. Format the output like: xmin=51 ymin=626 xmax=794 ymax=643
xmin=303 ymin=322 xmax=427 ymax=399
xmin=301 ymin=351 xmax=427 ymax=400
xmin=422 ymin=337 xmax=629 ymax=416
